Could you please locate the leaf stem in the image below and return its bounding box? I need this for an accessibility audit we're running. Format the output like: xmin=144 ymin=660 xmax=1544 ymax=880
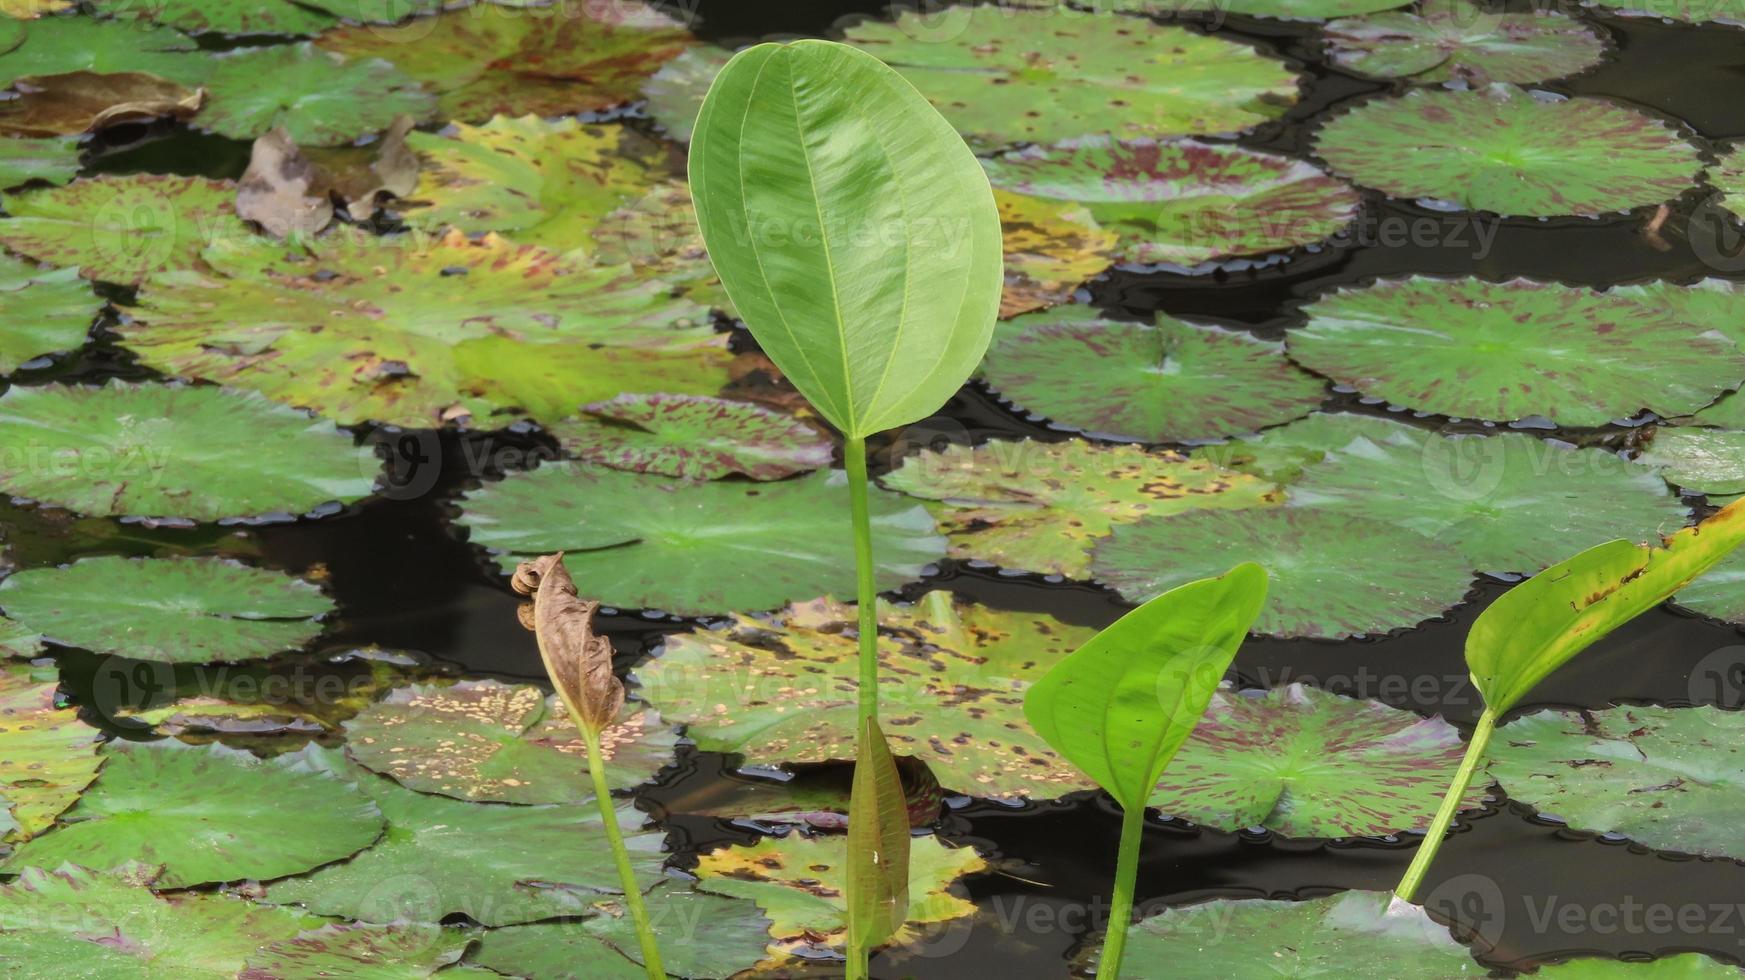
xmin=582 ymin=724 xmax=665 ymax=980
xmin=1099 ymin=801 xmax=1146 ymax=979
xmin=1394 ymin=707 xmax=1497 ymax=904
xmin=845 ymin=435 xmax=880 ymax=726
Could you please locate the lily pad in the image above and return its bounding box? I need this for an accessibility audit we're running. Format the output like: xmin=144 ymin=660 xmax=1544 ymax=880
xmin=1325 ymin=2 xmax=1606 ymax=84
xmin=1314 ymin=85 xmax=1702 ymax=216
xmin=1486 ymin=705 xmax=1745 ymax=859
xmin=881 ymin=439 xmax=1280 ymax=578
xmin=549 ymin=394 xmax=832 ymax=481
xmin=316 ymin=4 xmax=695 ymax=123
xmin=1151 ymin=685 xmax=1481 ymax=837
xmin=0 ymin=0 xmax=70 ymax=15
xmin=0 ymin=259 xmax=97 ymax=374
xmin=199 ymin=43 xmax=436 ymax=147
xmin=112 ymin=649 xmax=420 ymax=738
xmin=0 ymin=135 xmax=79 ymax=189
xmin=456 ymin=465 xmax=942 ymax=616
xmin=0 ymin=617 xmax=41 ymax=659
xmin=1188 ymin=412 xmax=1416 ymax=484
xmin=1673 ymin=548 xmax=1745 ymax=624
xmin=982 ymin=137 xmax=1358 ymax=267
xmin=995 ymin=190 xmax=1117 ymax=319
xmin=586 ymin=179 xmax=727 ymax=310
xmin=1536 ymin=954 xmax=1745 ymax=977
xmin=1290 ymin=277 xmax=1745 ymax=426
xmin=1713 ymin=144 xmax=1745 ymax=220
xmin=240 ymin=922 xmax=472 ymax=980
xmin=451 ymin=335 xmax=736 ymax=427
xmin=0 ymin=556 xmax=332 ymax=664
xmin=640 ymin=44 xmax=731 ymax=142
xmin=1108 ymin=0 xmax=1414 ymax=16
xmin=1091 ymin=508 xmax=1475 ymax=638
xmin=843 ymin=11 xmax=1299 ymax=150
xmin=343 ymin=679 xmax=678 ymax=804
xmin=0 ymin=382 xmax=379 ymax=521
xmin=0 ymin=174 xmax=240 ymax=285
xmin=982 ymin=307 xmax=1325 ymax=442
xmin=1638 ymin=428 xmax=1745 ymax=495
xmin=0 ymin=17 xmax=211 ymax=88
xmin=694 ymin=831 xmax=986 ymax=957
xmin=0 ymin=661 xmax=100 ymax=841
xmin=468 ymin=881 xmax=774 ymax=980
xmin=2 ymin=741 xmax=384 ymax=887
xmin=1583 ymin=0 xmax=1745 ymax=24
xmin=92 ymin=0 xmax=336 ymax=36
xmin=639 ymin=592 xmax=1098 ymax=797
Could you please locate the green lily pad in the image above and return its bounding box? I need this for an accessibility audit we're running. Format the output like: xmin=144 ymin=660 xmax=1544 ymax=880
xmin=0 ymin=556 xmax=332 ymax=664
xmin=1486 ymin=705 xmax=1745 ymax=859
xmin=880 ymin=439 xmax=1281 ymax=578
xmin=1673 ymin=548 xmax=1745 ymax=623
xmin=0 ymin=661 xmax=100 ymax=841
xmin=1713 ymin=144 xmax=1745 ymax=220
xmin=0 ymin=0 xmax=69 ymax=16
xmin=1638 ymin=428 xmax=1745 ymax=495
xmin=468 ymin=881 xmax=774 ymax=980
xmin=0 ymin=135 xmax=79 ymax=189
xmin=1092 ymin=508 xmax=1475 ymax=638
xmin=0 ymin=382 xmax=379 ymax=521
xmin=694 ymin=831 xmax=986 ymax=957
xmin=316 ymin=4 xmax=695 ymax=124
xmin=343 ymin=679 xmax=678 ymax=804
xmin=199 ymin=43 xmax=436 ymax=146
xmin=1582 ymin=0 xmax=1745 ymax=24
xmin=456 ymin=464 xmax=942 ymax=616
xmin=1107 ymin=0 xmax=1413 ymax=17
xmin=549 ymin=394 xmax=833 ymax=481
xmin=112 ymin=649 xmax=420 ymax=738
xmin=1536 ymin=954 xmax=1745 ymax=977
xmin=1151 ymin=684 xmax=1482 ymax=837
xmin=0 ymin=259 xmax=96 ymax=374
xmin=843 ymin=11 xmax=1299 ymax=150
xmin=640 ymin=44 xmax=730 ymax=143
xmin=265 ymin=747 xmax=667 ymax=926
xmin=240 ymin=922 xmax=473 ymax=980
xmin=995 ymin=189 xmax=1118 ymax=319
xmin=0 ymin=865 xmax=325 ymax=978
xmin=124 ymin=231 xmax=718 ymax=427
xmin=1314 ymin=85 xmax=1702 ymax=216
xmin=639 ymin=592 xmax=1098 ymax=797
xmin=0 ymin=17 xmax=211 ymax=88
xmin=0 ymin=174 xmax=240 ymax=285
xmin=1290 ymin=277 xmax=1745 ymax=426
xmin=91 ymin=0 xmax=336 ymax=36
xmin=1195 ymin=411 xmax=1416 ymax=483
xmin=2 ymin=741 xmax=384 ymax=887
xmin=981 ymin=307 xmax=1325 ymax=442
xmin=0 ymin=617 xmax=42 ymax=659
xmin=1325 ymin=1 xmax=1606 ymax=84
xmin=586 ymin=179 xmax=728 ymax=311
xmin=982 ymin=137 xmax=1358 ymax=268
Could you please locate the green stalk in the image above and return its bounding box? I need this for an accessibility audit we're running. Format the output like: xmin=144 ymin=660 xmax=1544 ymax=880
xmin=582 ymin=724 xmax=665 ymax=980
xmin=846 ymin=435 xmax=881 ymax=980
xmin=1395 ymin=708 xmax=1497 ymax=904
xmin=1099 ymin=802 xmax=1146 ymax=979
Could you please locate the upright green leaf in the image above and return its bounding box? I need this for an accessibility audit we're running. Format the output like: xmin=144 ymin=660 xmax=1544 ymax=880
xmin=689 ymin=40 xmax=1002 ymax=439
xmin=847 ymin=717 xmax=910 ymax=955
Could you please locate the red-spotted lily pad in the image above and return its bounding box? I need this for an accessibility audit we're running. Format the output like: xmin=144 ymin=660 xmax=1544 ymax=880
xmin=0 ymin=136 xmax=79 ymax=189
xmin=1713 ymin=144 xmax=1745 ymax=220
xmin=1582 ymin=0 xmax=1745 ymax=24
xmin=1290 ymin=277 xmax=1745 ymax=426
xmin=995 ymin=190 xmax=1117 ymax=319
xmin=241 ymin=922 xmax=473 ymax=979
xmin=0 ymin=17 xmax=211 ymax=88
xmin=549 ymin=394 xmax=832 ymax=481
xmin=343 ymin=679 xmax=678 ymax=804
xmin=982 ymin=306 xmax=1325 ymax=442
xmin=0 ymin=382 xmax=379 ymax=521
xmin=640 ymin=44 xmax=731 ymax=143
xmin=843 ymin=11 xmax=1299 ymax=150
xmin=982 ymin=137 xmax=1358 ymax=268
xmin=316 ymin=4 xmax=696 ymax=123
xmin=91 ymin=0 xmax=337 ymax=36
xmin=0 ymin=258 xmax=96 ymax=374
xmin=457 ymin=465 xmax=942 ymax=616
xmin=1092 ymin=507 xmax=1474 ymax=638
xmin=199 ymin=43 xmax=437 ymax=146
xmin=0 ymin=661 xmax=100 ymax=842
xmin=1325 ymin=2 xmax=1606 ymax=84
xmin=638 ymin=591 xmax=1098 ymax=797
xmin=0 ymin=174 xmax=241 ymax=285
xmin=1109 ymin=0 xmax=1414 ymax=17
xmin=1152 ymin=685 xmax=1482 ymax=837
xmin=881 ymin=439 xmax=1280 ymax=578
xmin=1486 ymin=706 xmax=1745 ymax=860
xmin=1315 ymin=85 xmax=1702 ymax=216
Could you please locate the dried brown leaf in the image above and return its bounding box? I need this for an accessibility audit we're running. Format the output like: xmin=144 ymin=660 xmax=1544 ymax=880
xmin=512 ymin=552 xmax=625 ymax=734
xmin=0 ymin=71 xmax=203 ymax=137
xmin=237 ymin=126 xmax=333 ymax=240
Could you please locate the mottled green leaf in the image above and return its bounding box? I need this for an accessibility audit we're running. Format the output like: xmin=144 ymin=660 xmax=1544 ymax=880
xmin=199 ymin=43 xmax=436 ymax=146
xmin=240 ymin=922 xmax=472 ymax=980
xmin=455 ymin=335 xmax=735 ymax=427
xmin=0 ymin=259 xmax=96 ymax=374
xmin=0 ymin=661 xmax=100 ymax=841
xmin=1536 ymin=954 xmax=1745 ymax=977
xmin=1325 ymin=1 xmax=1606 ymax=84
xmin=588 ymin=178 xmax=728 ymax=311
xmin=0 ymin=135 xmax=79 ymax=189
xmin=112 ymin=649 xmax=419 ymax=738
xmin=1638 ymin=428 xmax=1745 ymax=495
xmin=0 ymin=17 xmax=210 ymax=88
xmin=0 ymin=616 xmax=42 ymax=659
xmin=994 ymin=189 xmax=1116 ymax=319
xmin=1713 ymin=143 xmax=1745 ymax=220
xmin=92 ymin=0 xmax=335 ymax=36
xmin=1109 ymin=0 xmax=1411 ymax=16
xmin=1194 ymin=410 xmax=1414 ymax=484
xmin=0 ymin=174 xmax=240 ymax=285
xmin=550 ymin=394 xmax=832 ymax=481
xmin=1583 ymin=0 xmax=1745 ymax=24
xmin=640 ymin=44 xmax=730 ymax=143
xmin=1673 ymin=547 xmax=1745 ymax=624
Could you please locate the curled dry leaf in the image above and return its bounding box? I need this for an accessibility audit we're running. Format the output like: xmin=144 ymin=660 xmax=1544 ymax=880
xmin=236 ymin=117 xmax=419 ymax=239
xmin=512 ymin=552 xmax=625 ymax=735
xmin=0 ymin=70 xmax=203 ymax=137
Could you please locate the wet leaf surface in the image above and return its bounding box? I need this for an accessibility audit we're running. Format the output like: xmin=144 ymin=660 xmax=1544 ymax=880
xmin=1713 ymin=144 xmax=1745 ymax=220
xmin=1673 ymin=547 xmax=1745 ymax=624
xmin=640 ymin=44 xmax=731 ymax=143
xmin=994 ymin=190 xmax=1117 ymax=319
xmin=549 ymin=393 xmax=832 ymax=481
xmin=0 ymin=70 xmax=203 ymax=138
xmin=1638 ymin=428 xmax=1745 ymax=495
xmin=0 ymin=17 xmax=211 ymax=88
xmin=0 ymin=173 xmax=239 ymax=285
xmin=91 ymin=0 xmax=336 ymax=36
xmin=0 ymin=257 xmax=97 ymax=374
xmin=1325 ymin=1 xmax=1606 ymax=84
xmin=239 ymin=921 xmax=472 ymax=980
xmin=0 ymin=661 xmax=99 ymax=842
xmin=0 ymin=135 xmax=79 ymax=189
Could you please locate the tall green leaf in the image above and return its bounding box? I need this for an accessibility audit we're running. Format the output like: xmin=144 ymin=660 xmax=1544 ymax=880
xmin=688 ymin=39 xmax=1003 ymax=439
xmin=846 ymin=717 xmax=910 ymax=956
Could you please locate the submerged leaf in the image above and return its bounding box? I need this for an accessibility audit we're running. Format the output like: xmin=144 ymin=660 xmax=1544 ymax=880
xmin=0 ymin=661 xmax=100 ymax=841
xmin=198 ymin=42 xmax=435 ymax=146
xmin=1324 ymin=1 xmax=1606 ymax=84
xmin=550 ymin=393 xmax=831 ymax=481
xmin=0 ymin=174 xmax=240 ymax=285
xmin=0 ymin=70 xmax=204 ymax=138
xmin=0 ymin=257 xmax=97 ymax=374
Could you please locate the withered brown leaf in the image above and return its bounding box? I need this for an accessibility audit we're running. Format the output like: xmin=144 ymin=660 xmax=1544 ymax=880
xmin=512 ymin=552 xmax=625 ymax=735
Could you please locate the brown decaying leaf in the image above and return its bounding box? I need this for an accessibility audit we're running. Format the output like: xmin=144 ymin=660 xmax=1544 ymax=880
xmin=512 ymin=552 xmax=625 ymax=735
xmin=235 ymin=117 xmax=420 ymax=240
xmin=0 ymin=71 xmax=203 ymax=138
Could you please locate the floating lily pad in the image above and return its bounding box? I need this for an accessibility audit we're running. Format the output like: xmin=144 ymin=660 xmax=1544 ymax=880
xmin=995 ymin=190 xmax=1116 ymax=319
xmin=1290 ymin=277 xmax=1745 ymax=426
xmin=124 ymin=231 xmax=718 ymax=427
xmin=1315 ymin=85 xmax=1702 ymax=216
xmin=1486 ymin=706 xmax=1745 ymax=859
xmin=1536 ymin=954 xmax=1745 ymax=977
xmin=640 ymin=44 xmax=730 ymax=142
xmin=0 ymin=17 xmax=211 ymax=88
xmin=1714 ymin=144 xmax=1745 ymax=220
xmin=0 ymin=382 xmax=378 ymax=521
xmin=1638 ymin=429 xmax=1745 ymax=495
xmin=1582 ymin=0 xmax=1745 ymax=24
xmin=0 ymin=556 xmax=332 ymax=663
xmin=240 ymin=922 xmax=472 ymax=980
xmin=843 ymin=11 xmax=1299 ymax=149
xmin=266 ymin=747 xmax=666 ymax=926
xmin=694 ymin=831 xmax=986 ymax=957
xmin=0 ymin=174 xmax=239 ymax=285
xmin=0 ymin=617 xmax=41 ymax=659
xmin=0 ymin=0 xmax=70 ymax=16
xmin=0 ymin=661 xmax=100 ymax=841
xmin=983 ymin=137 xmax=1358 ymax=268
xmin=92 ymin=0 xmax=336 ymax=36
xmin=112 ymin=649 xmax=419 ymax=738
xmin=982 ymin=307 xmax=1325 ymax=442
xmin=1673 ymin=548 xmax=1745 ymax=623
xmin=549 ymin=394 xmax=832 ymax=481
xmin=1092 ymin=508 xmax=1474 ymax=638
xmin=881 ymin=440 xmax=1280 ymax=578
xmin=0 ymin=259 xmax=96 ymax=374
xmin=0 ymin=135 xmax=79 ymax=189
xmin=199 ymin=43 xmax=436 ymax=146
xmin=343 ymin=679 xmax=678 ymax=804
xmin=640 ymin=592 xmax=1097 ymax=797
xmin=457 ymin=465 xmax=942 ymax=616
xmin=1325 ymin=2 xmax=1606 ymax=84
xmin=2 ymin=741 xmax=384 ymax=887
xmin=317 ymin=4 xmax=695 ymax=123
xmin=1109 ymin=0 xmax=1414 ymax=16
xmin=469 ymin=881 xmax=774 ymax=980
xmin=586 ymin=179 xmax=727 ymax=310
xmin=1151 ymin=685 xmax=1481 ymax=837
